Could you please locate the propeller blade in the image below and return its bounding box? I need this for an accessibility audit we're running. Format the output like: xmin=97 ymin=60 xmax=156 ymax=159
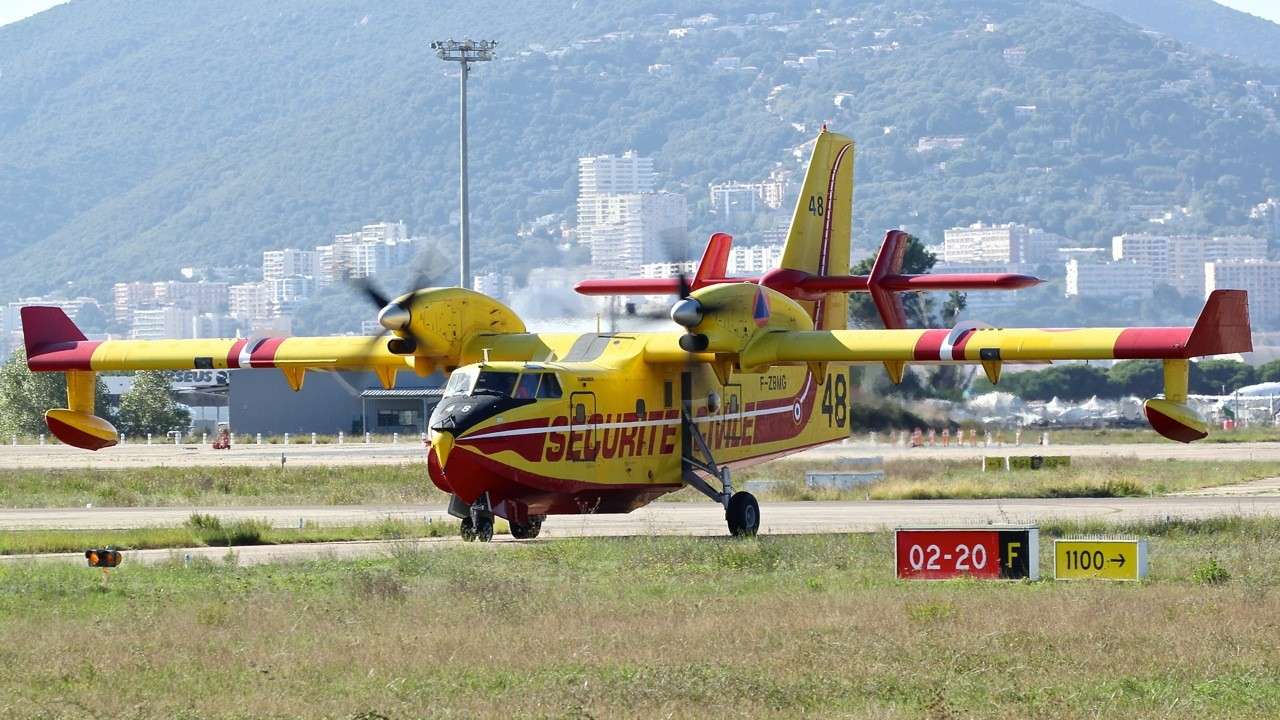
xmin=351 ymin=277 xmax=393 ymax=309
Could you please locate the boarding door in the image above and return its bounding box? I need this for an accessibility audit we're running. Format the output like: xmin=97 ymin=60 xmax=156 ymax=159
xmin=722 ymin=383 xmax=743 ymax=450
xmin=569 ymin=392 xmax=598 ymax=462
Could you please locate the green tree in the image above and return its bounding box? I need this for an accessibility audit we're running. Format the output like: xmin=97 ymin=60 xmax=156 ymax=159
xmin=0 ymin=349 xmax=111 ymax=437
xmin=848 ymin=234 xmax=941 ymax=329
xmin=1192 ymin=359 xmax=1256 ymax=395
xmin=1258 ymin=360 xmax=1280 ymax=384
xmin=1107 ymin=360 xmax=1165 ymax=398
xmin=116 ymin=371 xmax=190 ymax=437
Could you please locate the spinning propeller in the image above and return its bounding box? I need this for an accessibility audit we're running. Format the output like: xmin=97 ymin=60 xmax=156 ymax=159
xmin=351 ymin=277 xmax=426 ymax=355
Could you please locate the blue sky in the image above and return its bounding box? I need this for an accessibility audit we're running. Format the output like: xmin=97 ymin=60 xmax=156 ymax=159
xmin=1 ymin=0 xmax=1279 ymax=30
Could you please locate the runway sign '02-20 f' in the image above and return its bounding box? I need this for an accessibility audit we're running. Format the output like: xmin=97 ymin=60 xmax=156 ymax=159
xmin=895 ymin=527 xmax=1039 ymax=580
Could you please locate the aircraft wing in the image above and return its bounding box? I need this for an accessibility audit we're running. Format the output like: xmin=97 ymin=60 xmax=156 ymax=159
xmin=716 ymin=289 xmax=1248 ymax=443
xmin=741 ymin=290 xmax=1251 ymax=367
xmin=21 ymin=307 xmax=413 ymax=385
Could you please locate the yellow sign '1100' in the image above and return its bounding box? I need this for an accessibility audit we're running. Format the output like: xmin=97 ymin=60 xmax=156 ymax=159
xmin=1054 ymin=539 xmax=1147 ymax=581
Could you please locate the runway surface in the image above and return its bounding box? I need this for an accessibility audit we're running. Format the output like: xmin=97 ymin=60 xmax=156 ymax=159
xmin=3 ymin=439 xmax=1279 ymax=567
xmin=2 ymin=439 xmax=1280 ymax=468
xmin=5 ymin=494 xmax=1280 ymax=567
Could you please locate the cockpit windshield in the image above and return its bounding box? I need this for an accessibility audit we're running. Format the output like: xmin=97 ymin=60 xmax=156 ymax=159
xmin=443 ymin=367 xmax=564 ymax=399
xmin=443 ymin=367 xmax=478 ymax=398
xmin=471 ymin=371 xmax=519 ymax=397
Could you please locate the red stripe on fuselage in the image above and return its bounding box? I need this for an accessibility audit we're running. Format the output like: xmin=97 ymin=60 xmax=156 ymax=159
xmin=1114 ymin=328 xmax=1191 ymax=359
xmin=913 ymin=329 xmax=949 ymax=361
xmin=226 ymin=338 xmax=248 ymax=368
xmin=26 ymin=341 xmax=102 ymax=371
xmin=248 ymin=337 xmax=285 ymax=368
xmin=951 ymin=329 xmax=974 ymax=360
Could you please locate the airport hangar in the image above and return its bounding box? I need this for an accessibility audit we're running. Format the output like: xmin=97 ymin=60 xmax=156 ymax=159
xmin=109 ymin=369 xmax=445 ymax=436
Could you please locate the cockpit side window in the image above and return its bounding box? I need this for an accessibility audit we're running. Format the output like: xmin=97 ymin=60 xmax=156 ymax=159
xmin=536 ymin=373 xmax=563 ymax=399
xmin=472 ymin=371 xmax=519 ymax=397
xmin=513 ymin=373 xmax=540 ymax=400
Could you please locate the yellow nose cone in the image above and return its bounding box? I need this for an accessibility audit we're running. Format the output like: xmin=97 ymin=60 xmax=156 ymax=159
xmin=432 ymin=431 xmax=455 ymax=468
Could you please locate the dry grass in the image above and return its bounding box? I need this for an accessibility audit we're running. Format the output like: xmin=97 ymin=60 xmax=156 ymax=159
xmin=3 ymin=457 xmax=1279 ymax=511
xmin=710 ymin=457 xmax=1280 ymax=501
xmin=0 ymin=516 xmax=457 ymax=555
xmin=1049 ymin=426 xmax=1280 ymax=444
xmin=2 ymin=522 xmax=1280 ymax=718
xmin=0 ymin=464 xmax=445 ymax=508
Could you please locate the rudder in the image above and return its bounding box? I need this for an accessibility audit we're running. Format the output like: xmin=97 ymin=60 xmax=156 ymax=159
xmin=780 ymin=129 xmax=855 ymax=330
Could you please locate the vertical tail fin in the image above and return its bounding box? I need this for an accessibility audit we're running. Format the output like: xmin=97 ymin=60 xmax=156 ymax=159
xmin=780 ymin=129 xmax=855 ymax=330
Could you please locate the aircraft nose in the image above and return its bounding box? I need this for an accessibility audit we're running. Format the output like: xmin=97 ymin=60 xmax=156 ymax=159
xmin=431 ymin=429 xmax=455 ymax=468
xmin=378 ymin=303 xmax=411 ymax=332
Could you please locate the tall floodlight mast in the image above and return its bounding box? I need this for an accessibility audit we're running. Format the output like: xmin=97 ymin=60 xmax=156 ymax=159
xmin=430 ymin=38 xmax=497 ymax=290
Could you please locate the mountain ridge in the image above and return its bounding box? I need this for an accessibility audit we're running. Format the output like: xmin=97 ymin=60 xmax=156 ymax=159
xmin=1 ymin=0 xmax=1277 ymax=301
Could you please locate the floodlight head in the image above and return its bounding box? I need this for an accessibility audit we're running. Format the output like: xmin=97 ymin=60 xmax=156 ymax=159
xmin=430 ymin=38 xmax=498 ymax=63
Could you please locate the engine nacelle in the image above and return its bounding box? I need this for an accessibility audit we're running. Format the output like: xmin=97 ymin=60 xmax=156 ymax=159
xmin=678 ymin=283 xmax=812 ymax=355
xmin=394 ymin=288 xmax=527 ymax=369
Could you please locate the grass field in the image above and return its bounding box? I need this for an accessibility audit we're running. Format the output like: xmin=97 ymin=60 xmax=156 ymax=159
xmin=707 ymin=456 xmax=1280 ymax=501
xmin=3 ymin=457 xmax=1278 ymax=511
xmin=0 ymin=515 xmax=458 ymax=556
xmin=1049 ymin=426 xmax=1280 ymax=444
xmin=1 ymin=518 xmax=1278 ymax=718
xmin=0 ymin=464 xmax=447 ymax=508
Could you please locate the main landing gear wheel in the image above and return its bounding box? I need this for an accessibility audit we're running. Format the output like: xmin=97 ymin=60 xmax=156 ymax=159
xmin=509 ymin=519 xmax=542 ymax=540
xmin=726 ymin=491 xmax=760 ymax=537
xmin=473 ymin=515 xmax=495 ymax=543
xmin=460 ymin=517 xmax=477 ymax=542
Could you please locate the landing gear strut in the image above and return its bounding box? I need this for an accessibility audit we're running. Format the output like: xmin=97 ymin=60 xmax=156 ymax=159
xmin=682 ymin=409 xmax=759 ymax=537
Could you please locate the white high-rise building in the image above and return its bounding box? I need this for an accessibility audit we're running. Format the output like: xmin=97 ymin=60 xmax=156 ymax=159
xmin=578 ymin=151 xmax=655 ymax=196
xmin=263 ymin=249 xmax=319 ymax=282
xmin=578 ymin=151 xmax=657 ymax=253
xmin=313 ymin=223 xmax=417 ymax=284
xmin=359 ymin=221 xmax=408 ymax=244
xmin=943 ymin=223 xmax=1066 ymax=265
xmin=708 ymin=172 xmax=790 ymax=218
xmin=1206 ymin=259 xmax=1280 ymax=328
xmin=474 ymin=272 xmax=516 ymax=301
xmin=130 ymin=306 xmax=195 ymax=340
xmin=588 ymin=192 xmax=687 ymax=277
xmin=267 ymin=276 xmax=314 ymax=312
xmin=727 ymin=244 xmax=786 ymax=275
xmin=229 ymin=282 xmax=271 ymax=320
xmin=1065 ymin=260 xmax=1155 ymax=300
xmin=112 ymin=282 xmax=157 ymax=324
xmin=1113 ymin=234 xmax=1267 ymax=297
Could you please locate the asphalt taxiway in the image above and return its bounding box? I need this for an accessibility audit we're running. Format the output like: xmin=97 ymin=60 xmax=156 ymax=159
xmin=4 ymin=493 xmax=1280 ymax=566
xmin=3 ymin=439 xmax=1280 ymax=469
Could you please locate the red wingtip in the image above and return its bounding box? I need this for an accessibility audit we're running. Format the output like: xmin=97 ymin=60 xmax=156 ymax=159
xmin=20 ymin=306 xmax=86 ymax=355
